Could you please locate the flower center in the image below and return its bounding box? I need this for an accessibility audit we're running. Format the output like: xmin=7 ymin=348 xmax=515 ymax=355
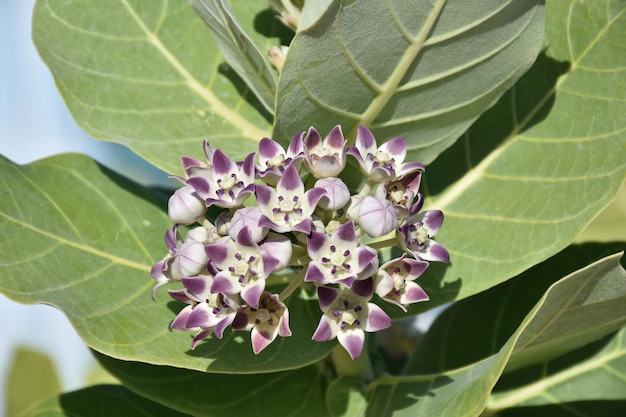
xmin=374 ymin=150 xmax=393 ymax=165
xmin=266 ymin=154 xmax=285 ymax=168
xmin=218 ymin=174 xmax=237 ymax=190
xmin=333 ymin=297 xmax=363 ymax=329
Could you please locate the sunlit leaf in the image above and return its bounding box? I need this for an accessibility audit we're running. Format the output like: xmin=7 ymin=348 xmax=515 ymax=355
xmin=20 ymin=385 xmax=191 ymax=417
xmin=0 ymin=154 xmax=333 ymax=373
xmin=365 ymin=254 xmax=626 ymax=417
xmin=486 ymin=328 xmax=626 ymax=414
xmin=412 ymin=0 xmax=626 ymax=306
xmin=95 ymin=353 xmax=330 ymax=417
xmin=273 ymin=0 xmax=545 ymax=165
xmin=190 ymin=0 xmax=277 ymax=114
xmin=407 ymin=243 xmax=626 ymax=374
xmin=33 ymin=0 xmax=272 ymax=174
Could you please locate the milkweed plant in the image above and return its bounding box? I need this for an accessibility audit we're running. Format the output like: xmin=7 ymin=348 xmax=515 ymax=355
xmin=2 ymin=0 xmax=625 ymax=416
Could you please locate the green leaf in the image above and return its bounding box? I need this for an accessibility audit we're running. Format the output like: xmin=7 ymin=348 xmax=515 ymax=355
xmin=414 ymin=0 xmax=626 ymax=305
xmin=190 ymin=0 xmax=277 ymax=114
xmin=21 ymin=385 xmax=191 ymax=417
xmin=364 ymin=254 xmax=626 ymax=417
xmin=407 ymin=243 xmax=626 ymax=374
xmin=273 ymin=0 xmax=545 ymax=164
xmin=0 ymin=154 xmax=333 ymax=373
xmin=486 ymin=328 xmax=626 ymax=414
xmin=326 ymin=376 xmax=367 ymax=417
xmin=33 ymin=0 xmax=272 ymax=174
xmin=94 ymin=353 xmax=330 ymax=417
xmin=6 ymin=347 xmax=62 ymax=417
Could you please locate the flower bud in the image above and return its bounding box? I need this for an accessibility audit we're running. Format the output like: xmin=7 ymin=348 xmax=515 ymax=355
xmin=357 ymin=196 xmax=398 ymax=237
xmin=168 ymin=185 xmax=206 ymax=225
xmin=229 ymin=207 xmax=268 ymax=243
xmin=315 ymin=177 xmax=350 ymax=210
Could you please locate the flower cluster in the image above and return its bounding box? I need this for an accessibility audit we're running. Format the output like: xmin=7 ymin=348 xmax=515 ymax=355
xmin=151 ymin=126 xmax=449 ymax=359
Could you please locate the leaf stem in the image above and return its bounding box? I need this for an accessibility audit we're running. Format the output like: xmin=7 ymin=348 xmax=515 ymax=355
xmin=279 ymin=268 xmax=306 ymax=301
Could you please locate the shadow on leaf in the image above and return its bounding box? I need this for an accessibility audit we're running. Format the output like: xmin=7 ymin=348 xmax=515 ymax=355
xmin=424 ymin=51 xmax=571 ymax=197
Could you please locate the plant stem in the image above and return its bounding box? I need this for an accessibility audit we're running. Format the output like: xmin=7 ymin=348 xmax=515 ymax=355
xmin=278 ymin=269 xmax=306 ymax=301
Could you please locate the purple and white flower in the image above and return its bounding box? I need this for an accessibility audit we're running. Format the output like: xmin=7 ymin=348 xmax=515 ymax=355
xmin=398 ymin=210 xmax=449 ymax=263
xmin=375 ymin=170 xmax=423 ymax=220
xmin=187 ymin=150 xmax=256 ymax=208
xmin=151 ymin=225 xmax=210 ymax=298
xmin=354 ymin=196 xmax=398 ymax=237
xmin=256 ymin=134 xmax=304 ymax=185
xmin=167 ymin=185 xmax=207 ymax=225
xmin=312 ymin=278 xmax=391 ymax=359
xmin=374 ymin=255 xmax=429 ymax=312
xmin=347 ymin=127 xmax=424 ymax=183
xmin=232 ymin=292 xmax=291 ymax=354
xmin=169 ymin=275 xmax=240 ymax=348
xmin=304 ymin=221 xmax=378 ymax=288
xmin=206 ymin=227 xmax=291 ymax=308
xmin=315 ymin=177 xmax=350 ymax=211
xmin=303 ymin=126 xmax=347 ymax=178
xmin=256 ymin=165 xmax=326 ymax=234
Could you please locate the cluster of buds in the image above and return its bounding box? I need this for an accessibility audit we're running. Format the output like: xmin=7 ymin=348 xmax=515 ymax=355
xmin=151 ymin=126 xmax=449 ymax=359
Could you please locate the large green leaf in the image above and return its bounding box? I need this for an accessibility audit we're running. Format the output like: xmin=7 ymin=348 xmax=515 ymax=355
xmin=190 ymin=0 xmax=277 ymax=114
xmin=407 ymin=243 xmax=626 ymax=374
xmin=411 ymin=0 xmax=626 ymax=305
xmin=486 ymin=328 xmax=626 ymax=414
xmin=363 ymin=254 xmax=626 ymax=417
xmin=6 ymin=348 xmax=62 ymax=417
xmin=21 ymin=385 xmax=191 ymax=417
xmin=33 ymin=0 xmax=273 ymax=174
xmin=95 ymin=353 xmax=330 ymax=417
xmin=0 ymin=154 xmax=333 ymax=373
xmin=273 ymin=0 xmax=545 ymax=163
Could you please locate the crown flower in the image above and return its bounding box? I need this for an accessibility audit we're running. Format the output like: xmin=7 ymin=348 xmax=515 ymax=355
xmin=151 ymin=125 xmax=449 ymax=358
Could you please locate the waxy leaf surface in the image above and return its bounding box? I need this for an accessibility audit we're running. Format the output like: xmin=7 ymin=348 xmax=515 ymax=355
xmin=273 ymin=0 xmax=545 ymax=164
xmin=0 ymin=154 xmax=333 ymax=373
xmin=412 ymin=0 xmax=626 ymax=307
xmin=33 ymin=0 xmax=273 ymax=174
xmin=364 ymin=253 xmax=626 ymax=417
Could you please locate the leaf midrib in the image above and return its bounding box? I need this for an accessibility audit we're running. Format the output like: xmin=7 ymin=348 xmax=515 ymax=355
xmin=120 ymin=0 xmax=269 ymax=142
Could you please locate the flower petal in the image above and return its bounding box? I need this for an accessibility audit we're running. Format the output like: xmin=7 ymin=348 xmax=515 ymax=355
xmin=337 ymin=328 xmax=365 ymax=360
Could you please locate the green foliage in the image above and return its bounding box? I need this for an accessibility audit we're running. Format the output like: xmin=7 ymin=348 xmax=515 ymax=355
xmin=1 ymin=0 xmax=625 ymax=415
xmin=6 ymin=347 xmax=62 ymax=417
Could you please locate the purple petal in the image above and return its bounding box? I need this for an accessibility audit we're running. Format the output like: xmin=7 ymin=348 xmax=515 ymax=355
xmin=291 ymin=218 xmax=313 ymax=234
xmin=306 ymin=187 xmax=328 ymax=209
xmin=337 ymin=328 xmax=365 ymax=360
xmin=181 ymin=277 xmax=207 ymax=295
xmin=187 ymin=305 xmax=210 ymax=328
xmin=317 ymin=286 xmax=340 ymax=310
xmin=421 ymin=210 xmax=444 ymax=236
xmin=287 ymin=131 xmax=304 ymax=156
xmin=251 ymin=327 xmax=275 ymax=354
xmin=312 ymin=316 xmax=336 ymax=342
xmin=259 ymin=138 xmax=284 ymax=160
xmin=335 ymin=221 xmax=356 ymax=243
xmin=365 ymin=303 xmax=392 ymax=332
xmin=260 ymin=234 xmax=292 ymax=270
xmin=355 ymin=126 xmax=376 ymax=153
xmin=307 ymin=231 xmax=328 ymax=255
xmin=171 ymin=305 xmax=193 ymax=330
xmin=419 ymin=241 xmax=450 ymax=263
xmin=168 ymin=289 xmax=192 ymax=303
xmin=357 ymin=247 xmax=378 ymax=273
xmin=235 ymin=227 xmax=257 ymax=248
xmin=303 ymin=127 xmax=321 ymax=149
xmin=241 ymin=152 xmax=257 ymax=180
xmin=255 ymin=184 xmax=274 ymax=206
xmin=186 ymin=177 xmax=211 ymax=198
xmin=304 ymin=262 xmax=328 ymax=284
xmin=241 ymin=280 xmax=265 ymax=309
xmin=402 ymin=282 xmax=430 ymax=304
xmin=379 ymin=136 xmax=407 ymax=161
xmin=278 ymin=165 xmax=303 ymax=192
xmin=397 ymin=161 xmax=425 ymax=176
xmin=325 ymin=125 xmax=345 ymax=149
xmin=279 ymin=309 xmax=292 ymax=337
xmin=190 ymin=329 xmax=212 ymax=349
xmin=211 ymin=149 xmax=236 ymax=175
xmin=205 ymin=242 xmax=229 ymax=265
xmin=351 ymin=277 xmax=374 ymax=299
xmin=211 ymin=274 xmax=237 ymax=294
